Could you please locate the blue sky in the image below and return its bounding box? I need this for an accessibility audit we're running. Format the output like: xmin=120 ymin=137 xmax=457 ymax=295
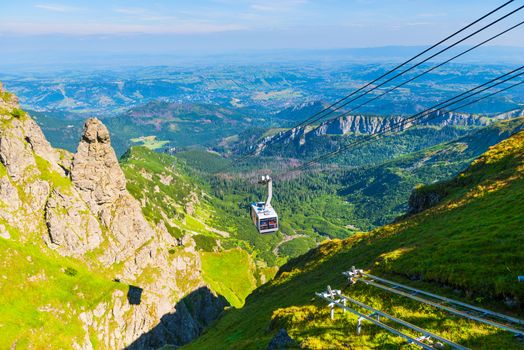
xmin=0 ymin=1 xmax=523 ymax=56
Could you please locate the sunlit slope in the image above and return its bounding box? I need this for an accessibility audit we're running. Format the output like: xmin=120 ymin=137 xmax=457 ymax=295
xmin=185 ymin=130 xmax=524 ymax=349
xmin=120 ymin=146 xmax=275 ymax=307
xmin=0 ymin=236 xmax=122 ymax=348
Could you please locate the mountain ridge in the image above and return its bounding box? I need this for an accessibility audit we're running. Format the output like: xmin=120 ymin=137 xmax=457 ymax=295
xmin=254 ymin=109 xmax=524 ymax=156
xmin=0 ymin=83 xmax=233 ymax=349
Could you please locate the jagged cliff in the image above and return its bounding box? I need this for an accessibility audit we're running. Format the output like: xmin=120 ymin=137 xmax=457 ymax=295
xmin=254 ymin=110 xmax=510 ymax=155
xmin=0 ymin=83 xmax=227 ymax=349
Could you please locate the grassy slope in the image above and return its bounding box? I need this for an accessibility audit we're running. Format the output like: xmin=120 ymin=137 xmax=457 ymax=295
xmin=339 ymin=117 xmax=524 ymax=228
xmin=201 ymin=249 xmax=257 ymax=308
xmin=0 ymin=231 xmax=123 ymax=348
xmin=120 ymin=146 xmax=276 ymax=307
xmin=184 ymin=131 xmax=524 ymax=349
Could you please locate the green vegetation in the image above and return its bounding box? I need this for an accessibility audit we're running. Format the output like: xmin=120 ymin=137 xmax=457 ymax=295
xmin=121 ymin=146 xmax=194 ymax=238
xmin=201 ymin=249 xmax=257 ymax=308
xmin=0 ymin=236 xmax=122 ymax=348
xmin=11 ymin=108 xmax=26 ymax=118
xmin=104 ymin=101 xmax=266 ymax=156
xmin=277 ymin=236 xmax=317 ymax=259
xmin=130 ymin=135 xmax=170 ymax=150
xmin=193 ymin=235 xmax=217 ymax=252
xmin=120 ymin=146 xmax=278 ymax=306
xmin=175 ymin=149 xmax=231 ymax=173
xmin=34 ymin=154 xmax=73 ymax=193
xmin=0 ymin=90 xmax=14 ymax=103
xmin=260 ymin=128 xmax=289 ymax=139
xmin=184 ymin=131 xmax=524 ymax=349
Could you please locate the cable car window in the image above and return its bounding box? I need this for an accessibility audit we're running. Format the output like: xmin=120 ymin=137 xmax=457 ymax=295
xmin=260 ymin=218 xmax=277 ymax=230
xmin=260 ymin=219 xmax=270 ymax=229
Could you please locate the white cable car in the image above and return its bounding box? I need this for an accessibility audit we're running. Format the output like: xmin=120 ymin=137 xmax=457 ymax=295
xmin=250 ymin=175 xmax=278 ymax=234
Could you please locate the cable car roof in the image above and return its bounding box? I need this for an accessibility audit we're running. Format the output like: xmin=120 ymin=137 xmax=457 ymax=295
xmin=250 ymin=202 xmax=278 ymax=219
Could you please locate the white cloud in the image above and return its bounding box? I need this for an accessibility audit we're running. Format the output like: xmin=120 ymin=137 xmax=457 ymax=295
xmin=113 ymin=7 xmax=150 ymax=16
xmin=113 ymin=7 xmax=177 ymax=22
xmin=0 ymin=21 xmax=246 ymax=35
xmin=35 ymin=4 xmax=85 ymax=13
xmin=250 ymin=0 xmax=307 ymax=12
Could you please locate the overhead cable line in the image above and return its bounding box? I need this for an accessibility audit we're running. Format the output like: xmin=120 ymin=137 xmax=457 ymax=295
xmin=218 ymin=1 xmax=518 ymax=171
xmin=275 ymin=66 xmax=524 ymax=177
xmin=286 ymin=4 xmax=524 ymax=132
xmin=290 ymin=68 xmax=524 ymax=172
xmin=306 ymin=19 xmax=524 ymax=135
xmin=288 ymin=0 xmax=517 ymax=130
xmin=448 ymin=79 xmax=524 ymax=112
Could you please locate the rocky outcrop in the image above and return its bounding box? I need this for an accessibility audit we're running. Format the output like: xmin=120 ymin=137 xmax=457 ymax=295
xmin=256 ymin=110 xmax=498 ymax=154
xmin=315 ymin=111 xmax=490 ymax=137
xmin=0 ymin=82 xmax=227 ymax=349
xmin=24 ymin=117 xmax=62 ymax=172
xmin=315 ymin=115 xmax=406 ymax=135
xmin=0 ymin=85 xmax=62 ymax=180
xmin=71 ymin=118 xmax=128 ymax=213
xmin=70 ymin=118 xmax=154 ymax=264
xmin=492 ymin=108 xmax=524 ymax=120
xmin=267 ymin=328 xmax=296 ymax=350
xmin=406 ymin=185 xmax=447 ymax=216
xmin=420 ymin=110 xmax=489 ymax=127
xmin=0 ymin=85 xmax=55 ymax=234
xmin=0 ymin=115 xmax=38 ymax=180
xmin=125 ymin=287 xmax=229 ymax=350
xmin=44 ymin=188 xmax=102 ymax=256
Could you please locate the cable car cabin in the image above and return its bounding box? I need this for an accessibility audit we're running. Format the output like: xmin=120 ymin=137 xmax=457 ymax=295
xmin=250 ymin=175 xmax=279 ymax=233
xmin=250 ymin=202 xmax=278 ymax=234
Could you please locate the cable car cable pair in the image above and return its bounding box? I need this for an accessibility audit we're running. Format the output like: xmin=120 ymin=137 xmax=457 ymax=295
xmin=305 ymin=18 xmax=524 ymax=137
xmin=279 ymin=67 xmax=524 ymax=177
xmin=226 ymin=0 xmax=521 ymax=170
xmin=243 ymin=1 xmax=524 ymax=233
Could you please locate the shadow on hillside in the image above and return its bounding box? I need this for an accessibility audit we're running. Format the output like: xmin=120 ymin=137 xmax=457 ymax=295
xmin=125 ymin=286 xmax=229 ymax=350
xmin=127 ymin=285 xmax=143 ymax=305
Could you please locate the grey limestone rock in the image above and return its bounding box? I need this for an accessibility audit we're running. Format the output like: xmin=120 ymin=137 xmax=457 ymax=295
xmin=44 ymin=188 xmax=103 ymax=256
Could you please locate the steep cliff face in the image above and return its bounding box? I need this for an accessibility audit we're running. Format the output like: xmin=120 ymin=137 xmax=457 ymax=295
xmin=255 ymin=110 xmax=501 ymax=155
xmin=315 ymin=110 xmax=490 ymax=136
xmin=0 ymin=83 xmax=227 ymax=349
xmin=70 ymin=118 xmax=155 ymax=266
xmin=314 ymin=114 xmax=406 ymax=135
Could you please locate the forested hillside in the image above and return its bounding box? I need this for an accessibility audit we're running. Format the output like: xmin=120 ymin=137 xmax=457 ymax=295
xmin=181 ymin=116 xmax=524 ymax=235
xmin=185 ymin=129 xmax=524 ymax=350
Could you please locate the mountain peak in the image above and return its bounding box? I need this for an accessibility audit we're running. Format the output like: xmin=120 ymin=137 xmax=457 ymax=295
xmin=82 ymin=117 xmax=111 ymax=144
xmin=0 ymin=82 xmax=19 ymax=111
xmin=72 ymin=117 xmax=127 ymax=212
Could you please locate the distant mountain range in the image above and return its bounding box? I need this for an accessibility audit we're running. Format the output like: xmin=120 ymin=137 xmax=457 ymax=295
xmin=3 ymin=61 xmax=522 ymax=117
xmin=248 ymin=107 xmax=524 ymax=160
xmin=2 ymin=46 xmax=524 ymax=70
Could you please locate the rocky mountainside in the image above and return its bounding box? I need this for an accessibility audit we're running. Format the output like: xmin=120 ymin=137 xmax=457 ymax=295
xmin=0 ymin=83 xmax=229 ymax=349
xmin=253 ymin=109 xmax=521 ymax=156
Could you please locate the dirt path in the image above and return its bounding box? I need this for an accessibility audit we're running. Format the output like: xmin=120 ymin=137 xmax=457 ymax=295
xmin=272 ymin=234 xmax=307 ymax=256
